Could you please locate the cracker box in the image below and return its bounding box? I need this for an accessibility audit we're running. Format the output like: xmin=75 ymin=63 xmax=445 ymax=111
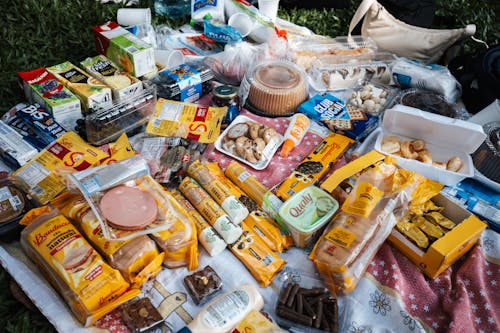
xmin=276 ymin=133 xmax=354 ymax=201
xmin=81 ymin=55 xmax=143 ymax=101
xmin=17 ymin=67 xmax=81 ymax=130
xmin=321 ymin=150 xmax=487 ymax=279
xmin=47 ymin=61 xmax=112 ymax=114
xmin=92 ymin=21 xmax=155 ymax=78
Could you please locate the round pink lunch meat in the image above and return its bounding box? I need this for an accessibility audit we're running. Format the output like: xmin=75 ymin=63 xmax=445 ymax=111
xmin=100 ymin=185 xmax=158 ymax=230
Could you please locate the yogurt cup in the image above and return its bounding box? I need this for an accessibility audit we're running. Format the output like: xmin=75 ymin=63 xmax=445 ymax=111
xmin=279 ymin=185 xmax=338 ymax=248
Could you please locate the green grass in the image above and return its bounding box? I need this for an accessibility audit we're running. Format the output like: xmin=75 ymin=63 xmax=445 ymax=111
xmin=0 ymin=0 xmax=498 ymax=332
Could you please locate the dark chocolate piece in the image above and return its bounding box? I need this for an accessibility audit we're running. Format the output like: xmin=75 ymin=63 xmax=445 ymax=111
xmin=120 ymin=298 xmax=163 ymax=332
xmin=298 ymin=287 xmax=328 ymax=296
xmin=183 ymin=265 xmax=222 ymax=305
xmin=313 ymin=300 xmax=323 ymax=329
xmin=296 ymin=293 xmax=304 ymax=314
xmin=302 ymin=298 xmax=317 ymax=319
xmin=286 ymin=283 xmax=300 ymax=308
xmin=279 ymin=282 xmax=293 ymax=305
xmin=321 ymin=315 xmax=332 ymax=331
xmin=277 ymin=305 xmax=313 ymax=327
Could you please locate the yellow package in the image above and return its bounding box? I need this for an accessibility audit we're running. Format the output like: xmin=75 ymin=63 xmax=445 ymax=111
xmin=97 ymin=133 xmax=135 ymax=165
xmin=232 ymin=309 xmax=285 ymax=333
xmin=20 ymin=209 xmax=140 ymax=326
xmin=13 ymin=132 xmax=109 ymax=205
xmin=146 ymin=99 xmax=226 ymax=143
xmin=51 ymin=192 xmax=164 ymax=288
xmin=229 ymin=222 xmax=286 ymax=287
xmin=206 ymin=162 xmax=292 ymax=251
xmin=151 ymin=191 xmax=199 ymax=271
xmin=276 ymin=133 xmax=354 ymax=201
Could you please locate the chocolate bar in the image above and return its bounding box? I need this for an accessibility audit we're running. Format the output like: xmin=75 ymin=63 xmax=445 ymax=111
xmin=183 ymin=265 xmax=222 ymax=305
xmin=120 ymin=298 xmax=163 ymax=332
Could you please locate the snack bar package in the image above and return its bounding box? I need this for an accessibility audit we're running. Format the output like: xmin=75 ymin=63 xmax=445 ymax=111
xmin=12 ymin=131 xmax=109 ymax=205
xmin=18 ymin=67 xmax=81 ymax=131
xmin=81 ymin=54 xmax=143 ymax=101
xmin=51 ymin=192 xmax=164 ymax=288
xmin=92 ymin=22 xmax=155 ymax=78
xmin=171 ymin=190 xmax=227 ymax=257
xmin=187 ymin=159 xmax=249 ymax=224
xmin=206 ymin=162 xmax=292 ymax=252
xmin=228 ymin=222 xmax=286 ymax=287
xmin=146 ymin=99 xmax=226 ymax=143
xmin=47 ymin=61 xmax=113 ymax=114
xmin=178 ymin=177 xmax=243 ymax=244
xmin=0 ymin=120 xmax=38 ymax=168
xmin=20 ymin=209 xmax=140 ymax=326
xmin=67 ymin=155 xmax=194 ymax=242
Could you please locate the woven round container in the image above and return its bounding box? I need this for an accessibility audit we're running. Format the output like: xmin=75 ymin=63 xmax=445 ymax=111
xmin=246 ymin=60 xmax=308 ymax=116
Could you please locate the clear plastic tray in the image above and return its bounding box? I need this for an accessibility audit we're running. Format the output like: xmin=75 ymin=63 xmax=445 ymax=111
xmin=214 ymin=115 xmax=284 ymax=170
xmin=80 ymin=87 xmax=156 ymax=146
xmin=346 ymin=81 xmax=399 ymax=116
xmin=309 ymin=52 xmax=397 ymax=91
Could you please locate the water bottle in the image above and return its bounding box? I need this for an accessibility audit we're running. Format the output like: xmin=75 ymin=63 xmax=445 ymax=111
xmin=154 ymin=0 xmax=191 ymax=19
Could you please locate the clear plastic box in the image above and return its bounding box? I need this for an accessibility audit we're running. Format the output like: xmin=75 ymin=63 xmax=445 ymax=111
xmin=309 ymin=52 xmax=397 ymax=91
xmin=81 ymin=87 xmax=156 ymax=146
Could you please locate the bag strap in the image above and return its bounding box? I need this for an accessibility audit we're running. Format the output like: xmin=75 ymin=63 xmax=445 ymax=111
xmin=348 ymin=0 xmax=379 ymax=36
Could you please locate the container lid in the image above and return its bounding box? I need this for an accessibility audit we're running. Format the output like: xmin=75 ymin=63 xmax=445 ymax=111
xmin=382 ymin=105 xmax=486 ymax=154
xmin=279 ymin=186 xmax=338 ymax=233
xmin=213 ymin=85 xmax=238 ymax=99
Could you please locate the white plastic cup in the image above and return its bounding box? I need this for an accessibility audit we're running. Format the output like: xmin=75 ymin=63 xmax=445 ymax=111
xmin=228 ymin=12 xmax=255 ymax=38
xmin=155 ymin=49 xmax=185 ymax=69
xmin=258 ymin=0 xmax=279 ymax=23
xmin=117 ymin=8 xmax=152 ymax=27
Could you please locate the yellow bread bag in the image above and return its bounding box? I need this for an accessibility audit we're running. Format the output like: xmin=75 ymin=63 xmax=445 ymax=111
xmin=51 ymin=192 xmax=164 ymax=288
xmin=20 ymin=208 xmax=140 ymax=326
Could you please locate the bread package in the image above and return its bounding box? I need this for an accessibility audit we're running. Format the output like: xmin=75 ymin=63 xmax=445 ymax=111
xmin=20 ymin=209 xmax=140 ymax=326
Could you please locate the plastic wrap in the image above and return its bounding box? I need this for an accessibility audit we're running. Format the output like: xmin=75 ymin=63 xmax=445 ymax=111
xmin=472 ymin=121 xmax=500 ymax=184
xmin=67 ymin=155 xmax=192 ymax=241
xmin=397 ymin=89 xmax=470 ymax=120
xmin=183 ymin=265 xmax=223 ymax=305
xmin=347 ymin=82 xmax=398 ymax=116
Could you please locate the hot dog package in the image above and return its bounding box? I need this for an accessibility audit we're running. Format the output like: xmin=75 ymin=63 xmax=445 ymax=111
xmin=51 ymin=192 xmax=164 ymax=288
xmin=20 ymin=209 xmax=140 ymax=326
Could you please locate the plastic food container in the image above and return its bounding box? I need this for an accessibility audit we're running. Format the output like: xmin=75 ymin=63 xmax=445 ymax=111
xmin=78 ymin=87 xmax=156 ymax=146
xmin=0 ymin=178 xmax=35 ymax=242
xmin=279 ymin=185 xmax=339 ymax=248
xmin=243 ymin=60 xmax=308 ymax=117
xmin=375 ymin=105 xmax=487 ymax=186
xmin=347 ymin=81 xmax=398 ymax=116
xmin=309 ymin=52 xmax=396 ymax=91
xmin=397 ymin=89 xmax=469 ymax=119
xmin=214 ymin=115 xmax=284 ymax=170
xmin=472 ymin=121 xmax=500 ymax=185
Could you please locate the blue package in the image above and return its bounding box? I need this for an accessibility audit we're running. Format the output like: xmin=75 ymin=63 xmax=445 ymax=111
xmin=160 ymin=64 xmax=203 ymax=103
xmin=2 ymin=104 xmax=48 ymax=151
xmin=203 ymin=19 xmax=242 ymax=44
xmin=298 ymin=93 xmax=348 ymax=122
xmin=12 ymin=103 xmax=66 ymax=147
xmin=457 ymin=178 xmax=500 ymax=209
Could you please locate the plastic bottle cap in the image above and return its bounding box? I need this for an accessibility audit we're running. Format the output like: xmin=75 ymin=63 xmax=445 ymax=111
xmin=280 ymin=138 xmax=295 ymax=157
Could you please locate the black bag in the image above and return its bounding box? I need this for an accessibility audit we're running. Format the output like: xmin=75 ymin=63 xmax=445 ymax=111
xmin=449 ymin=44 xmax=500 ymax=114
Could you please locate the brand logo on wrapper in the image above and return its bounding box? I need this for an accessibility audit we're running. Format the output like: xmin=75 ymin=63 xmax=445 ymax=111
xmin=289 ymin=193 xmax=313 ymax=217
xmin=33 ymin=220 xmax=72 ymax=247
xmin=19 ymin=104 xmax=50 ymax=121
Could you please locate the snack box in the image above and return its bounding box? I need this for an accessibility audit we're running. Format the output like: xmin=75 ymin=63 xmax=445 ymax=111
xmin=92 ymin=22 xmax=155 ymax=78
xmin=81 ymin=55 xmax=143 ymax=101
xmin=375 ymin=105 xmax=486 ymax=186
xmin=18 ymin=67 xmax=81 ymax=130
xmin=214 ymin=115 xmax=284 ymax=170
xmin=321 ymin=150 xmax=487 ymax=279
xmin=47 ymin=61 xmax=112 ymax=114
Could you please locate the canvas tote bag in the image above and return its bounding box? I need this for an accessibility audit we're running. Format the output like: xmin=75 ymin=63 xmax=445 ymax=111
xmin=348 ymin=0 xmax=476 ymax=63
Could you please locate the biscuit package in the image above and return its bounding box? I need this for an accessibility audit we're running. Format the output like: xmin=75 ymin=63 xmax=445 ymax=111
xmin=146 ymin=99 xmax=226 ymax=143
xmin=20 ymin=209 xmax=140 ymax=326
xmin=51 ymin=192 xmax=164 ymax=288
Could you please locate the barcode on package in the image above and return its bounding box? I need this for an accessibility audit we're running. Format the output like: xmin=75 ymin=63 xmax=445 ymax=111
xmin=262 ymin=254 xmax=274 ymax=266
xmin=126 ymin=46 xmax=138 ymax=53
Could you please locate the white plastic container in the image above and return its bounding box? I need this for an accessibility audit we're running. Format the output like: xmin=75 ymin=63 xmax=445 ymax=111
xmin=375 ymin=105 xmax=486 ymax=186
xmin=279 ymin=185 xmax=339 ymax=248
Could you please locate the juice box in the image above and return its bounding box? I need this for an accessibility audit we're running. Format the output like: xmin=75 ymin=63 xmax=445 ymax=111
xmin=17 ymin=67 xmax=81 ymax=131
xmin=92 ymin=21 xmax=155 ymax=78
xmin=81 ymin=55 xmax=143 ymax=101
xmin=47 ymin=61 xmax=112 ymax=114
